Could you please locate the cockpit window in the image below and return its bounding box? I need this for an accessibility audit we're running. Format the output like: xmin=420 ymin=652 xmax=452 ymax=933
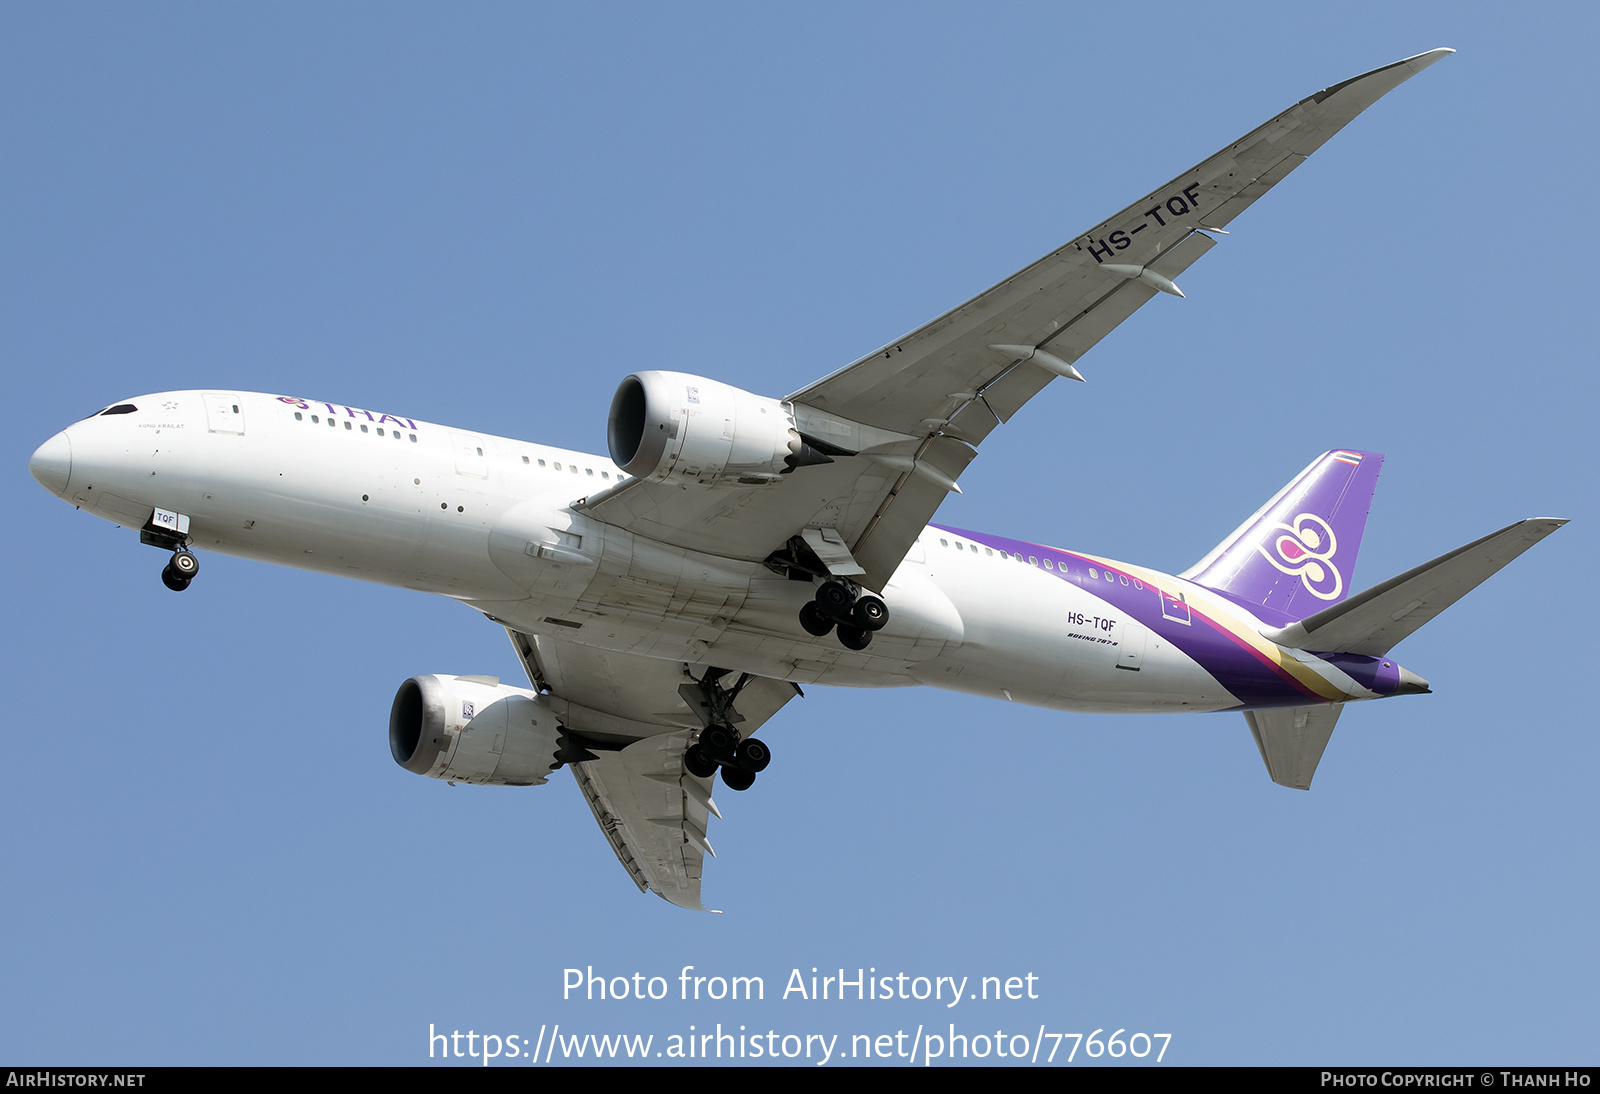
xmin=100 ymin=404 xmax=137 ymax=416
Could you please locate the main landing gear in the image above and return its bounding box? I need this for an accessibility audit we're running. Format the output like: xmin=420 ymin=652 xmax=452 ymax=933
xmin=680 ymin=668 xmax=773 ymax=792
xmin=160 ymin=549 xmax=199 ymax=592
xmin=798 ymin=579 xmax=889 ymax=650
xmin=684 ymin=726 xmax=770 ymax=791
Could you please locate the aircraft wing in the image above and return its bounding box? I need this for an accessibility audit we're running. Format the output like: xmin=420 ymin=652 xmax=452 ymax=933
xmin=582 ymin=49 xmax=1453 ymax=591
xmin=506 ymin=629 xmax=798 ymax=911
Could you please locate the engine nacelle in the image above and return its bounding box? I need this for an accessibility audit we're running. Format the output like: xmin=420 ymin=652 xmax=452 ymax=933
xmin=607 ymin=371 xmax=822 ymax=487
xmin=389 ymin=674 xmax=562 ymax=786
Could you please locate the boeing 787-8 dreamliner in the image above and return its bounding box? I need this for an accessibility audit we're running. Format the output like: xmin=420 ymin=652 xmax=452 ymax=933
xmin=28 ymin=48 xmax=1564 ymax=911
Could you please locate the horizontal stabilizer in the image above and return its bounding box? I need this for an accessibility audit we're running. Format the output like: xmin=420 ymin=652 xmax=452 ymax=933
xmin=1245 ymin=703 xmax=1344 ymax=790
xmin=1264 ymin=518 xmax=1567 ymax=656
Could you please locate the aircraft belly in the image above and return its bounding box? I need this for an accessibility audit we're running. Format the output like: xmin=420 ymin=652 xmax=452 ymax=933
xmin=471 ymin=540 xmax=956 ymax=689
xmin=482 ymin=520 xmax=768 ymax=662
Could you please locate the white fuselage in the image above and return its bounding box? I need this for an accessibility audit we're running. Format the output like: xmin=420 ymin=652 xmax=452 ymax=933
xmin=34 ymin=390 xmax=1388 ymax=728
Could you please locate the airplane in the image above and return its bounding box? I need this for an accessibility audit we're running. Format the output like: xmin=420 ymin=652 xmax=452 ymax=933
xmin=27 ymin=48 xmax=1566 ymax=912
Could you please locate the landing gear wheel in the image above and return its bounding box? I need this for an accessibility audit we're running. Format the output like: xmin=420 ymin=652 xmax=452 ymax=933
xmin=169 ymin=550 xmax=200 ymax=579
xmin=160 ymin=566 xmax=191 ymax=592
xmin=684 ymin=744 xmax=718 ymax=779
xmin=798 ymin=601 xmax=835 ymax=637
xmin=698 ymin=724 xmax=737 ymax=762
xmin=720 ymin=766 xmax=756 ymax=792
xmin=837 ymin=624 xmax=871 ymax=651
xmin=852 ymin=594 xmax=889 ymax=631
xmin=734 ymin=737 xmax=771 ymax=773
xmin=815 ymin=580 xmax=853 ymax=615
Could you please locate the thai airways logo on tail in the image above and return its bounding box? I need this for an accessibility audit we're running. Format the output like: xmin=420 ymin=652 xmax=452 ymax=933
xmin=1183 ymin=450 xmax=1383 ymax=624
xmin=1259 ymin=512 xmax=1342 ymax=600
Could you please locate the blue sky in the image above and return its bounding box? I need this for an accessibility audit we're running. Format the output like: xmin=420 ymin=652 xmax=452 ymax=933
xmin=3 ymin=3 xmax=1594 ymax=1066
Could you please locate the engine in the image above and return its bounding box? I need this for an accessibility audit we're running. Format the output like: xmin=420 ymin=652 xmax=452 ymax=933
xmin=607 ymin=371 xmax=834 ymax=487
xmin=388 ymin=674 xmax=562 ymax=786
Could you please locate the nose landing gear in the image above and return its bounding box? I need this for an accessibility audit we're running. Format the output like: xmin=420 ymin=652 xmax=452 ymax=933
xmin=141 ymin=509 xmax=198 ymax=593
xmin=160 ymin=549 xmax=199 ymax=592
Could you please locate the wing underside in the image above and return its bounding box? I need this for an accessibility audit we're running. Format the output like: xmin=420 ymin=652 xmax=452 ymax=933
xmin=569 ymin=731 xmax=720 ymax=911
xmin=581 ymin=50 xmax=1453 ymax=591
xmin=506 ymin=629 xmax=797 ymax=911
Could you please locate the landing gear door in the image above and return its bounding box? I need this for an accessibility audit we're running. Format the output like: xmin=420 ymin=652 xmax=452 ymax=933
xmin=204 ymin=393 xmax=246 ymax=435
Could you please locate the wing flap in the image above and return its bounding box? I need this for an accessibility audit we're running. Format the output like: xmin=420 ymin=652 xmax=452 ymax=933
xmin=851 ymin=434 xmax=978 ymax=590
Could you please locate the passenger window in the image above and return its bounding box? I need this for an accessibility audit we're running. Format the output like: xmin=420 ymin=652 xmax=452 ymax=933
xmin=476 ymin=447 xmax=483 ymax=456
xmin=294 ymin=412 xmax=303 ymax=421
xmin=344 ymin=421 xmax=352 ymax=430
xmin=311 ymin=415 xmax=319 ymax=423
xmin=1089 ymin=568 xmax=1098 ymax=578
xmin=601 ymin=471 xmax=610 ymax=479
xmin=377 ymin=427 xmax=384 ymax=436
xmin=554 ymin=462 xmax=562 ymax=471
xmin=939 ymin=539 xmax=948 ymax=547
xmin=1043 ymin=559 xmax=1053 ymax=570
xmin=522 ymin=455 xmax=530 ymax=464
xmin=409 ymin=433 xmax=417 ymax=442
xmin=570 ymin=465 xmax=578 ymax=474
xmin=329 ymin=418 xmax=336 ymax=427
xmin=1029 ymin=556 xmax=1038 ymax=566
xmin=984 ymin=548 xmax=993 ymax=556
xmin=586 ymin=468 xmax=594 ymax=476
xmin=360 ymin=424 xmax=368 ymax=433
xmin=538 ymin=459 xmax=547 ymax=468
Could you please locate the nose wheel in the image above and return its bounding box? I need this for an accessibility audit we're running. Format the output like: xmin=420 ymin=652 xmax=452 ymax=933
xmin=161 ymin=549 xmax=199 ymax=592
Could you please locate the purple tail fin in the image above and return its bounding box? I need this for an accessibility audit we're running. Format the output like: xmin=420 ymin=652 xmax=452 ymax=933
xmin=1182 ymin=450 xmax=1384 ymax=624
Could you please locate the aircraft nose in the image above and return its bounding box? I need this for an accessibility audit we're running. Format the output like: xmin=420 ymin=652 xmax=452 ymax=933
xmin=29 ymin=431 xmax=72 ymax=497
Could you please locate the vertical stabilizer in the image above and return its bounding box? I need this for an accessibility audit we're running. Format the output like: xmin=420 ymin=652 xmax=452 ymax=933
xmin=1182 ymin=450 xmax=1383 ymax=623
